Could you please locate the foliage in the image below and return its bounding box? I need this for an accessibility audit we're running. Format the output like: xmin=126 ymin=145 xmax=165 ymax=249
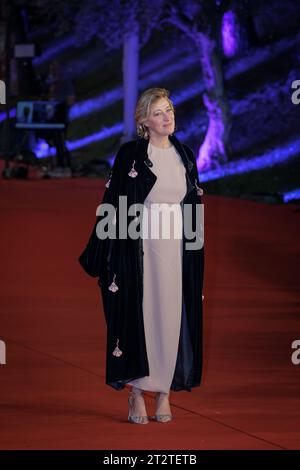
xmin=29 ymin=0 xmax=164 ymax=49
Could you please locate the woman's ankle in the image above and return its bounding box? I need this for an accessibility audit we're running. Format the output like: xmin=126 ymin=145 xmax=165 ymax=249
xmin=156 ymin=391 xmax=169 ymax=399
xmin=131 ymin=386 xmax=143 ymax=396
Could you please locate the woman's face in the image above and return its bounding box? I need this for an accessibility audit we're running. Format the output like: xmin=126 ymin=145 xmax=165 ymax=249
xmin=144 ymin=97 xmax=175 ymax=138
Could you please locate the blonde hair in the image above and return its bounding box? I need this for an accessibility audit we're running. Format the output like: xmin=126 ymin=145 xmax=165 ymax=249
xmin=135 ymin=87 xmax=175 ymax=139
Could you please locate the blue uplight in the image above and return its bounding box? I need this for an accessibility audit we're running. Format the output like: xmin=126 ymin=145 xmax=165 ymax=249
xmin=0 ymin=108 xmax=16 ymax=121
xmin=283 ymin=188 xmax=300 ymax=203
xmin=199 ymin=138 xmax=300 ymax=182
xmin=33 ymin=36 xmax=77 ymax=66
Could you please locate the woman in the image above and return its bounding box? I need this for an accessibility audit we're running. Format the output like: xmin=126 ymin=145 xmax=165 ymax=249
xmin=78 ymin=88 xmax=204 ymax=424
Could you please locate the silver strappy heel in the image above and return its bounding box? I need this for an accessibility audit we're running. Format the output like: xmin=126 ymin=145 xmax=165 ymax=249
xmin=153 ymin=392 xmax=173 ymax=423
xmin=127 ymin=388 xmax=149 ymax=424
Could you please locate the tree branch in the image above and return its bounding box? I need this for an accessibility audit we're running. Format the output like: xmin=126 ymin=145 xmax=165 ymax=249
xmin=159 ymin=5 xmax=197 ymax=41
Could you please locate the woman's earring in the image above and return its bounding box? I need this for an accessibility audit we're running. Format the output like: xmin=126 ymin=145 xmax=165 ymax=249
xmin=138 ymin=125 xmax=143 ymax=137
xmin=142 ymin=124 xmax=149 ymax=139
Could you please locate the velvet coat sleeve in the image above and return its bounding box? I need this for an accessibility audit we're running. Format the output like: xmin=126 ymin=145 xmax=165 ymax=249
xmin=182 ymin=143 xmax=205 ymax=294
xmin=78 ymin=145 xmax=125 ymax=279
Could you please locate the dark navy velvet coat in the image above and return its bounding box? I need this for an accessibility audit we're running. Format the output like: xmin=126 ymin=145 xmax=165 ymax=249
xmin=78 ymin=133 xmax=204 ymax=391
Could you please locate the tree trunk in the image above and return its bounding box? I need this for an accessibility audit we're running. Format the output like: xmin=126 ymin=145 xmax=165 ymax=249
xmin=121 ymin=24 xmax=139 ymax=144
xmin=196 ymin=31 xmax=231 ymax=172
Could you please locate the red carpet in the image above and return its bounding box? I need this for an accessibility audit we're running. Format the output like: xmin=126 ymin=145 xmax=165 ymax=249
xmin=0 ymin=169 xmax=300 ymax=450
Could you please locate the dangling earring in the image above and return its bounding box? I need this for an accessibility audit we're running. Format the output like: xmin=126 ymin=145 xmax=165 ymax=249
xmin=140 ymin=123 xmax=149 ymax=139
xmin=137 ymin=125 xmax=143 ymax=137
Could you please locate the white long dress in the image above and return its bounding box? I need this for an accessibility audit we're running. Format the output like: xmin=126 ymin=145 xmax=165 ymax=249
xmin=127 ymin=141 xmax=187 ymax=393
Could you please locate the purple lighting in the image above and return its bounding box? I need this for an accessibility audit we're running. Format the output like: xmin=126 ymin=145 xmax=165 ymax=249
xmin=0 ymin=108 xmax=16 ymax=121
xmin=33 ymin=123 xmax=123 ymax=158
xmin=70 ymin=89 xmax=122 ymax=120
xmin=283 ymin=188 xmax=300 ymax=203
xmin=34 ymin=139 xmax=54 ymax=158
xmin=32 ymin=36 xmax=77 ymax=66
xmin=67 ymin=123 xmax=123 ymax=151
xmin=1 ymin=28 xmax=297 ymax=126
xmin=222 ymin=11 xmax=239 ymax=58
xmin=199 ymin=137 xmax=300 ymax=182
xmin=70 ymin=53 xmax=195 ymax=121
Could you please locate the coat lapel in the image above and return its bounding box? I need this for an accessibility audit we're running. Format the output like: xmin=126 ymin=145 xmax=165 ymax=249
xmin=134 ymin=134 xmax=195 ymax=203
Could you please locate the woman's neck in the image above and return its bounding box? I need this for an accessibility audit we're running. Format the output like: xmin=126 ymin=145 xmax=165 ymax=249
xmin=149 ymin=135 xmax=172 ymax=149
